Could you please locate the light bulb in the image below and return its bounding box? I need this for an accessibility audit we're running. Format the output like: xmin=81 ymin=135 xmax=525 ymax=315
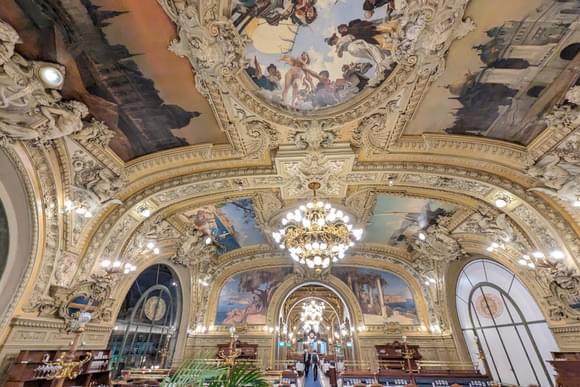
xmin=141 ymin=208 xmax=151 ymax=218
xmin=418 ymin=232 xmax=426 ymax=241
xmin=100 ymin=259 xmax=111 ymax=268
xmin=205 ymin=237 xmax=212 ymax=245
xmin=550 ymin=250 xmax=565 ymax=260
xmin=39 ymin=66 xmax=64 ymax=87
xmin=495 ymin=198 xmax=507 ymax=208
xmin=146 ymin=242 xmax=155 ymax=250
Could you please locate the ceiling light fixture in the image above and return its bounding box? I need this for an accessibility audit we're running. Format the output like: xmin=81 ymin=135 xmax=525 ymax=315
xmin=38 ymin=65 xmax=64 ymax=88
xmin=272 ymin=182 xmax=363 ymax=271
xmin=495 ymin=198 xmax=508 ymax=208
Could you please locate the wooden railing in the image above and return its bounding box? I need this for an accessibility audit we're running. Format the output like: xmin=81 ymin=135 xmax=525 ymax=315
xmin=416 ymin=360 xmax=479 ymax=372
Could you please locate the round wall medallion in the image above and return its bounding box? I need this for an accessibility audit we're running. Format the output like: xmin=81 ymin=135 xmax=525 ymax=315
xmin=474 ymin=292 xmax=504 ymax=319
xmin=143 ymin=296 xmax=167 ymax=321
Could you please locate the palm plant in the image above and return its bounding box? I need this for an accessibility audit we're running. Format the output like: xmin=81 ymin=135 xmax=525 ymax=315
xmin=162 ymin=358 xmax=270 ymax=387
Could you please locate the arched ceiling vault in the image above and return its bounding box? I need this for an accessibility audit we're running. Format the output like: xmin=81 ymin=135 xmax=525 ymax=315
xmin=0 ymin=0 xmax=578 ymax=335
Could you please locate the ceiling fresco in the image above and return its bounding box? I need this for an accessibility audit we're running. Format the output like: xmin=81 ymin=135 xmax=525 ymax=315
xmin=0 ymin=0 xmax=225 ymax=160
xmin=233 ymin=0 xmax=429 ymax=111
xmin=364 ymin=195 xmax=458 ymax=246
xmin=178 ymin=198 xmax=266 ymax=255
xmin=406 ymin=0 xmax=580 ymax=144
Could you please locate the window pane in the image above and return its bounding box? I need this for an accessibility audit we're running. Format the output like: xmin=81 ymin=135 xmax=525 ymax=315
xmin=507 ymin=278 xmax=545 ymax=321
xmin=497 ymin=325 xmax=538 ymax=386
xmin=479 ymin=327 xmax=517 ymax=385
xmin=482 ymin=260 xmax=514 ymax=291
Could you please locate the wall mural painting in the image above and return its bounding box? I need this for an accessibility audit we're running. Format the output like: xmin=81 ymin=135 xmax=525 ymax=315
xmin=364 ymin=195 xmax=458 ymax=245
xmin=333 ymin=267 xmax=419 ymax=324
xmin=216 ymin=267 xmax=293 ymax=325
xmin=406 ymin=0 xmax=579 ymax=145
xmin=182 ymin=198 xmax=266 ymax=255
xmin=232 ymin=0 xmax=422 ymax=111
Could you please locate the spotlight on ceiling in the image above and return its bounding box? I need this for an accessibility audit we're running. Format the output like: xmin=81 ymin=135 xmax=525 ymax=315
xmin=495 ymin=198 xmax=508 ymax=208
xmin=38 ymin=65 xmax=64 ymax=88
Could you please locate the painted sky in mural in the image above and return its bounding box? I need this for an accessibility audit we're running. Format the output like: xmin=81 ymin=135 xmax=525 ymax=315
xmin=182 ymin=198 xmax=266 ymax=255
xmin=216 ymin=267 xmax=292 ymax=325
xmin=365 ymin=195 xmax=458 ymax=245
xmin=333 ymin=267 xmax=418 ymax=324
xmin=231 ymin=0 xmax=414 ymax=111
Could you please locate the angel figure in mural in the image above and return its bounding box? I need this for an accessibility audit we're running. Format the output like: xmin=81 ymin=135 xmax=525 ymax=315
xmin=280 ymin=52 xmax=316 ymax=106
xmin=325 ymin=33 xmax=393 ymax=86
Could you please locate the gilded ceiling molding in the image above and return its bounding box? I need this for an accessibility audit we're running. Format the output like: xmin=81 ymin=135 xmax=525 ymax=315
xmin=71 ymin=161 xmax=579 ymax=298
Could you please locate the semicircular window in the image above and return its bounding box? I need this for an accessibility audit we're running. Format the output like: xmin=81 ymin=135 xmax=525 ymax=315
xmin=0 ymin=200 xmax=8 ymax=280
xmin=108 ymin=264 xmax=181 ymax=375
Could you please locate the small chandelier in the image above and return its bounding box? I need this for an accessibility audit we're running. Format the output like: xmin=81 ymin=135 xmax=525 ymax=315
xmin=272 ymin=182 xmax=363 ymax=271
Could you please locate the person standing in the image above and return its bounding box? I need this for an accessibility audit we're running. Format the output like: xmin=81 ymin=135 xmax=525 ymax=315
xmin=311 ymin=350 xmax=320 ymax=381
xmin=303 ymin=349 xmax=311 ymax=378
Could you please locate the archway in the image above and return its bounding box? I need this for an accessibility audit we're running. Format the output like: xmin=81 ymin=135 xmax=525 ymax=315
xmin=272 ymin=280 xmax=360 ymax=367
xmin=107 ymin=264 xmax=182 ymax=375
xmin=455 ymin=259 xmax=559 ymax=386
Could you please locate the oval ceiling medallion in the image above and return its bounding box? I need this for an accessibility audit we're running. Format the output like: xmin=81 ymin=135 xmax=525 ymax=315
xmin=230 ymin=0 xmax=425 ymax=112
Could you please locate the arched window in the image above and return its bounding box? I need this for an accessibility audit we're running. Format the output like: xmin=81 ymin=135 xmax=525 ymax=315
xmin=456 ymin=259 xmax=559 ymax=386
xmin=108 ymin=264 xmax=182 ymax=375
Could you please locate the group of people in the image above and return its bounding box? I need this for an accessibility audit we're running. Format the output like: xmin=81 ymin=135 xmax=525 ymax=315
xmin=233 ymin=0 xmax=317 ymax=28
xmin=302 ymin=349 xmax=321 ymax=381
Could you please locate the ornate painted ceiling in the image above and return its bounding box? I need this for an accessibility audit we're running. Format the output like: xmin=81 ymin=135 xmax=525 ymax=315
xmin=0 ymin=0 xmax=579 ymax=342
xmin=2 ymin=0 xmax=578 ymax=160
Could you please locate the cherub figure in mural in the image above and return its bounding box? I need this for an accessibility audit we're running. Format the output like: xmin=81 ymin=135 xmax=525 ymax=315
xmin=325 ymin=33 xmax=393 ymax=86
xmin=247 ymin=56 xmax=282 ymax=91
xmin=280 ymin=52 xmax=316 ymax=106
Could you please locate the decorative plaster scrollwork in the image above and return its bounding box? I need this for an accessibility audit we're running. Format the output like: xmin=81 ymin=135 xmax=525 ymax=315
xmin=291 ymin=120 xmax=337 ymax=151
xmin=352 ymin=100 xmax=399 ymax=151
xmin=527 ymin=128 xmax=580 ymax=209
xmin=171 ymin=226 xmax=217 ymax=269
xmin=71 ymin=150 xmax=125 ymax=203
xmin=159 ymin=1 xmax=248 ymax=95
xmin=72 ymin=119 xmax=115 ymax=148
xmin=0 ymin=18 xmax=93 ymax=146
xmin=455 ymin=210 xmax=528 ymax=252
xmin=544 ymin=262 xmax=580 ymax=321
xmin=411 ymin=215 xmax=468 ymax=263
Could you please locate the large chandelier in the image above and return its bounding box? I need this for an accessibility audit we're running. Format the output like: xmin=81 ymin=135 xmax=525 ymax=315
xmin=272 ymin=182 xmax=363 ymax=271
xmin=300 ymin=301 xmax=325 ymax=333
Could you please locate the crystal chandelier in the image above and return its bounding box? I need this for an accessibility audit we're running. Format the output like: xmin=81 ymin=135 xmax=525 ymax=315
xmin=272 ymin=182 xmax=363 ymax=271
xmin=300 ymin=301 xmax=325 ymax=333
